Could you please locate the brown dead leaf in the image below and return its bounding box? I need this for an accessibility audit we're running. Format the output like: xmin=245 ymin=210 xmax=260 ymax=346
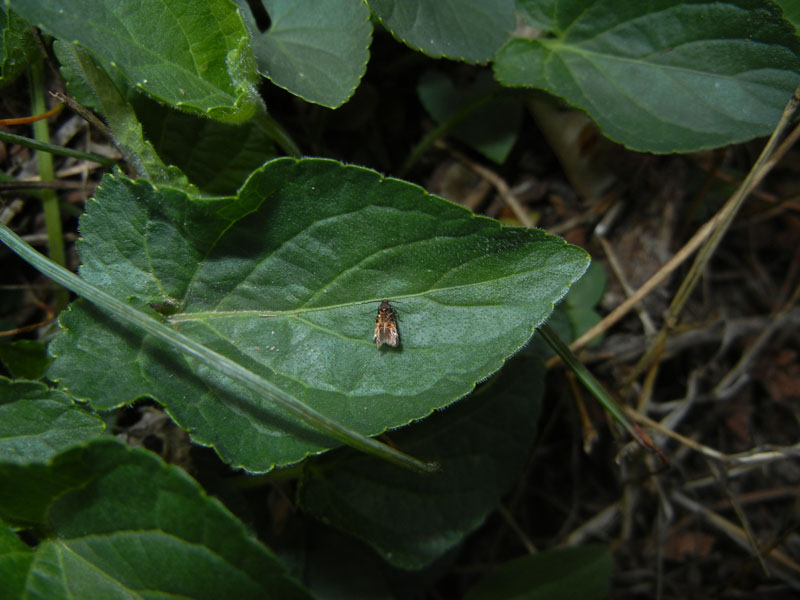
xmin=663 ymin=530 xmax=716 ymax=561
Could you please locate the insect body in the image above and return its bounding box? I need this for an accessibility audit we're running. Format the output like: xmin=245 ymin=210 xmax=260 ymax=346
xmin=373 ymin=300 xmax=400 ymax=348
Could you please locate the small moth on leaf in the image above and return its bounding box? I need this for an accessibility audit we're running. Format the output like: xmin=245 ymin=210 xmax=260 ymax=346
xmin=373 ymin=300 xmax=400 ymax=348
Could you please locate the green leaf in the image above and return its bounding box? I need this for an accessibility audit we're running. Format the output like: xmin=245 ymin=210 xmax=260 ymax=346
xmin=369 ymin=0 xmax=515 ymax=62
xmin=0 ymin=438 xmax=311 ymax=599
xmin=237 ymin=0 xmax=371 ymax=108
xmin=0 ymin=339 xmax=50 ymax=379
xmin=514 ymin=0 xmax=558 ymax=30
xmin=566 ymin=261 xmax=605 ymax=309
xmin=0 ymin=520 xmax=32 ymax=600
xmin=417 ymin=69 xmax=522 ymax=163
xmin=53 ymin=37 xmax=132 ymax=111
xmin=777 ymin=0 xmax=800 ymax=33
xmin=8 ymin=0 xmax=261 ymax=123
xmin=135 ymin=96 xmax=277 ymax=195
xmin=47 ymin=158 xmax=588 ymax=472
xmin=276 ymin=520 xmax=395 ymax=599
xmin=495 ymin=0 xmax=800 ymax=153
xmin=0 ymin=378 xmax=106 ymax=465
xmin=53 ymin=42 xmax=194 ymax=189
xmin=465 ymin=546 xmax=613 ymax=600
xmin=563 ymin=261 xmax=605 ymax=340
xmin=299 ymin=354 xmax=544 ymax=569
xmin=0 ymin=7 xmax=36 ymax=87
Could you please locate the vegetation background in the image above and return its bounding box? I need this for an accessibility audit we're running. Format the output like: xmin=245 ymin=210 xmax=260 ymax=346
xmin=1 ymin=1 xmax=799 ymax=598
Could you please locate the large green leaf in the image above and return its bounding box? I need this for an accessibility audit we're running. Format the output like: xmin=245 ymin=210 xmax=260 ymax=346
xmin=369 ymin=0 xmax=515 ymax=62
xmin=496 ymin=0 xmax=800 ymax=153
xmin=47 ymin=158 xmax=589 ymax=472
xmin=464 ymin=546 xmax=613 ymax=600
xmin=134 ymin=96 xmax=277 ymax=195
xmin=298 ymin=353 xmax=543 ymax=569
xmin=0 ymin=439 xmax=311 ymax=599
xmin=274 ymin=520 xmax=396 ymax=598
xmin=54 ymin=42 xmax=193 ymax=189
xmin=0 ymin=378 xmax=105 ymax=465
xmin=8 ymin=0 xmax=261 ymax=122
xmin=237 ymin=0 xmax=371 ymax=108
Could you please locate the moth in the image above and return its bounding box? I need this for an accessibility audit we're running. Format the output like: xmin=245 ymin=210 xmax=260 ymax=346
xmin=373 ymin=300 xmax=400 ymax=348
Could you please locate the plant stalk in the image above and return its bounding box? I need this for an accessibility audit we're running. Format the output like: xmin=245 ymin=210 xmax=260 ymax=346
xmin=540 ymin=323 xmax=664 ymax=459
xmin=29 ymin=59 xmax=69 ymax=310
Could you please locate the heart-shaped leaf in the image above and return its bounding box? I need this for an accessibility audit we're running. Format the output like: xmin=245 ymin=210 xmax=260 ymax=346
xmin=48 ymin=158 xmax=589 ymax=472
xmin=496 ymin=0 xmax=800 ymax=153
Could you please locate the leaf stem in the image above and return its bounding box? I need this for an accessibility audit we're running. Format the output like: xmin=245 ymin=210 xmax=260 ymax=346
xmin=539 ymin=323 xmax=660 ymax=456
xmin=0 ymin=130 xmax=116 ymax=168
xmin=29 ymin=59 xmax=69 ymax=311
xmin=252 ymin=109 xmax=300 ymax=157
xmin=0 ymin=224 xmax=439 ymax=475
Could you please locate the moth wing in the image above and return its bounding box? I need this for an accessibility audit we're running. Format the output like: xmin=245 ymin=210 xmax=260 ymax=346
xmin=374 ymin=319 xmax=399 ymax=347
xmin=386 ymin=325 xmax=399 ymax=347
